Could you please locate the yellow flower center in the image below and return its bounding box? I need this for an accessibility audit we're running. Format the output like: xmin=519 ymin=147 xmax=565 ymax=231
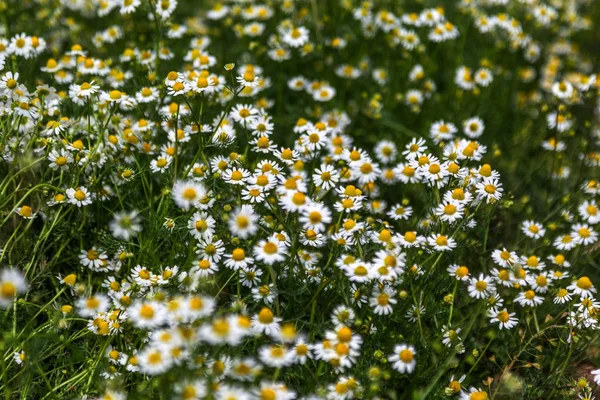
xmin=497 ymin=311 xmax=510 ymax=323
xmin=354 ymin=266 xmax=368 ymax=276
xmin=470 ymin=392 xmax=488 ymax=400
xmin=258 ymin=307 xmax=274 ymax=324
xmin=74 ymin=189 xmax=87 ymax=200
xmin=579 ymin=227 xmax=591 ymax=238
xmin=232 ymin=248 xmax=245 ymax=261
xmin=577 ymin=276 xmax=593 ymax=290
xmin=524 ymin=290 xmax=536 ymax=300
xmin=435 ymin=235 xmax=448 ymax=246
xmin=1 ymin=282 xmax=16 ymax=298
xmin=444 ymin=204 xmax=456 ymax=215
xmin=377 ymin=293 xmax=389 ymax=306
xmin=140 ymin=305 xmax=155 ymax=319
xmin=109 ymin=90 xmax=122 ymax=100
xmin=195 ymin=219 xmax=207 ymax=231
xmin=484 ymin=184 xmax=496 ymax=194
xmin=263 ymin=242 xmax=277 ymax=254
xmin=399 ymin=349 xmax=413 ymax=363
xmin=182 ymin=188 xmax=197 ymax=201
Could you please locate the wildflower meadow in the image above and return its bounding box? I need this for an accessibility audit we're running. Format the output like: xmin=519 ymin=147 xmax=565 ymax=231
xmin=1 ymin=0 xmax=600 ymax=399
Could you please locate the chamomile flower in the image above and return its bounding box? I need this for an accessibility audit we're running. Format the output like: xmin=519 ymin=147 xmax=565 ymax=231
xmin=476 ymin=177 xmax=503 ymax=203
xmin=448 ymin=264 xmax=470 ymax=281
xmin=554 ymin=288 xmax=572 ymax=304
xmin=109 ymin=210 xmax=142 ymax=240
xmin=15 ymin=206 xmax=36 ymax=219
xmin=520 ymin=220 xmax=545 ymax=239
xmin=66 ymin=187 xmax=93 ymax=207
xmin=188 ymin=211 xmax=216 ymax=241
xmin=150 ymin=155 xmax=172 ymax=174
xmin=551 ymin=80 xmax=574 ymax=99
xmin=389 ymin=344 xmax=416 ymax=373
xmin=300 ymin=203 xmax=332 ymax=232
xmin=251 ymin=307 xmax=281 ymax=337
xmin=427 ymin=233 xmax=457 ymax=251
xmin=463 ymin=117 xmax=485 ymax=138
xmin=76 ymin=294 xmax=110 ymax=317
xmin=48 ymin=150 xmax=73 ymax=170
xmin=468 ymin=274 xmax=495 ymax=299
xmin=435 ymin=201 xmax=465 ymax=223
xmin=0 ymin=269 xmax=28 ymax=308
xmin=172 ymin=180 xmax=207 ymax=210
xmin=138 ymin=346 xmax=173 ymax=375
xmin=579 ymin=200 xmax=600 ymax=224
xmin=460 ymin=388 xmax=489 ymax=400
xmin=488 ymin=308 xmax=518 ymax=329
xmin=515 ymin=290 xmax=544 ymax=307
xmin=387 ymin=204 xmax=413 ymax=221
xmin=370 ymin=287 xmax=397 ymax=315
xmin=129 ymin=301 xmax=167 ymax=329
xmin=442 ymin=327 xmax=462 ymax=347
xmin=229 ymin=205 xmax=258 ymax=239
xmin=568 ymin=276 xmax=596 ymax=299
xmin=254 ymin=238 xmax=287 ymax=265
xmin=492 ymin=248 xmax=518 ymax=268
xmin=572 ymin=224 xmax=598 ymax=246
xmin=313 ymin=164 xmax=340 ymax=190
xmin=224 ymin=248 xmax=254 ymax=271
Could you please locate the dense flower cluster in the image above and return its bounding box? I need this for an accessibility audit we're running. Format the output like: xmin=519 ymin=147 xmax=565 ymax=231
xmin=0 ymin=0 xmax=599 ymax=399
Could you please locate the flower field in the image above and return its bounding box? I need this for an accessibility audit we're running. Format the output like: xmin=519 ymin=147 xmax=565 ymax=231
xmin=0 ymin=0 xmax=599 ymax=399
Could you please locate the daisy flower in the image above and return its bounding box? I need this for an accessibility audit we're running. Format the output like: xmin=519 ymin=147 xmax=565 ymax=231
xmin=109 ymin=210 xmax=142 ymax=240
xmin=427 ymin=233 xmax=457 ymax=251
xmin=388 ymin=344 xmax=416 ymax=374
xmin=448 ymin=264 xmax=470 ymax=281
xmin=521 ymin=220 xmax=546 ymax=239
xmin=0 ymin=269 xmax=28 ymax=308
xmin=476 ymin=177 xmax=503 ymax=203
xmin=554 ymin=288 xmax=572 ymax=304
xmin=571 ymin=224 xmax=598 ymax=246
xmin=460 ymin=387 xmax=489 ymax=400
xmin=313 ymin=164 xmax=340 ymax=190
xmin=66 ymin=187 xmax=93 ymax=207
xmin=251 ymin=307 xmax=281 ymax=337
xmin=488 ymin=308 xmax=518 ymax=329
xmin=370 ymin=287 xmax=397 ymax=315
xmin=138 ymin=346 xmax=173 ymax=375
xmin=172 ymin=180 xmax=208 ymax=210
xmin=491 ymin=248 xmax=518 ymax=268
xmin=435 ymin=201 xmax=465 ymax=223
xmin=187 ymin=211 xmax=216 ymax=241
xmin=229 ymin=205 xmax=258 ymax=239
xmin=551 ymin=80 xmax=574 ymax=99
xmin=388 ymin=204 xmax=414 ymax=221
xmin=568 ymin=276 xmax=596 ymax=299
xmin=254 ymin=239 xmax=288 ymax=265
xmin=76 ymin=294 xmax=110 ymax=317
xmin=224 ymin=248 xmax=254 ymax=271
xmin=515 ymin=290 xmax=544 ymax=307
xmin=468 ymin=274 xmax=495 ymax=299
